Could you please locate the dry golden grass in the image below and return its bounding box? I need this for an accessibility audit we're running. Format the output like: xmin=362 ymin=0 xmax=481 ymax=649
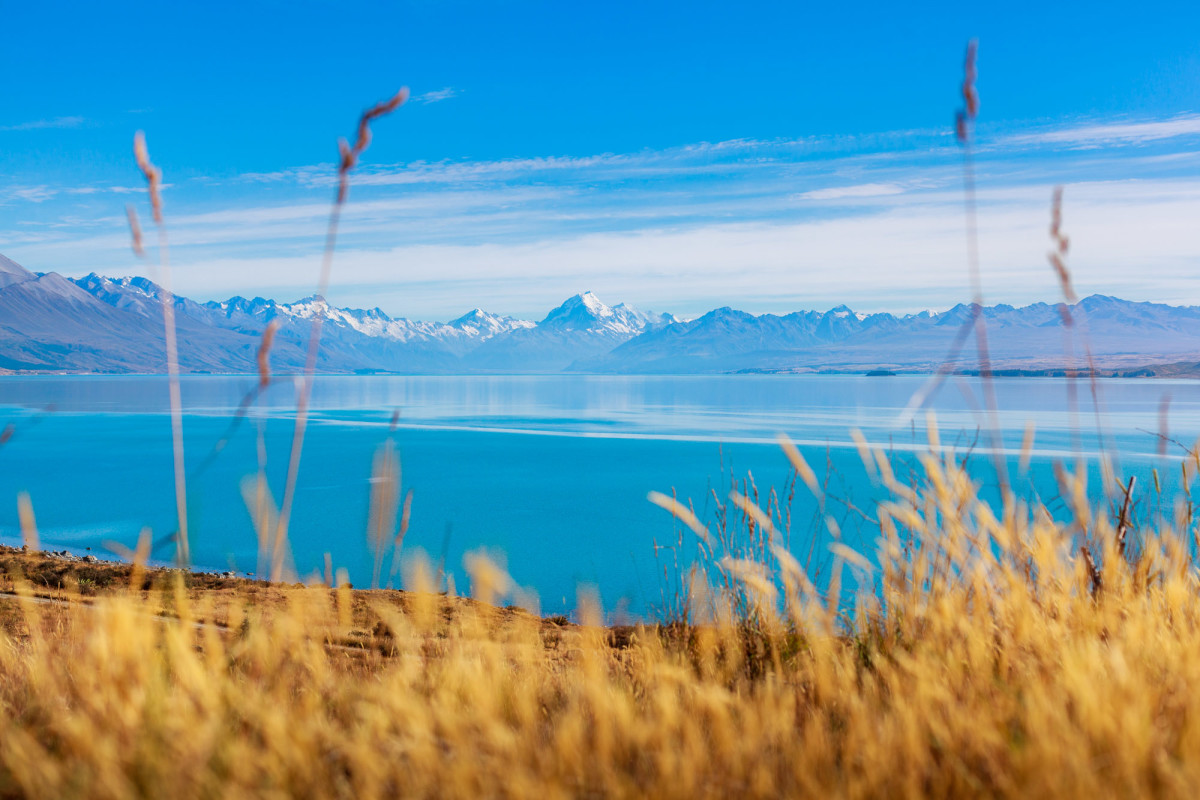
xmin=3 ymin=438 xmax=1200 ymax=799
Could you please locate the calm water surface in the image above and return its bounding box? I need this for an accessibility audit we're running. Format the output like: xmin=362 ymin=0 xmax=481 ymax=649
xmin=0 ymin=374 xmax=1196 ymax=615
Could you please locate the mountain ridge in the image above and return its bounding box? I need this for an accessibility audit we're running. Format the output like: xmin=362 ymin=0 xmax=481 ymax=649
xmin=1 ymin=254 xmax=1199 ymax=376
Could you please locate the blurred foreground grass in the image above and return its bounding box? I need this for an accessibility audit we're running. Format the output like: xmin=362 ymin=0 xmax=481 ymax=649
xmin=2 ymin=445 xmax=1200 ymax=799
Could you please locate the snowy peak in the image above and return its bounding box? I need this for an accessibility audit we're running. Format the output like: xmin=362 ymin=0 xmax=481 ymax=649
xmin=210 ymin=296 xmax=279 ymax=317
xmin=324 ymin=305 xmax=397 ymax=338
xmin=276 ymin=295 xmax=328 ymax=320
xmin=450 ymin=308 xmax=490 ymax=326
xmin=612 ymin=302 xmax=679 ymax=330
xmin=576 ymin=291 xmax=611 ymax=317
xmin=74 ymin=274 xmax=166 ymax=313
xmin=447 ymin=308 xmax=535 ymax=339
xmin=541 ymin=291 xmax=615 ymax=328
xmin=815 ymin=304 xmax=865 ymax=339
xmin=540 ymin=292 xmax=673 ymax=336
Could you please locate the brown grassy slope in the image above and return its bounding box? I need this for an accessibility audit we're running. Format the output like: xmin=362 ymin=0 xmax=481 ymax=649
xmin=0 ymin=545 xmax=572 ymax=652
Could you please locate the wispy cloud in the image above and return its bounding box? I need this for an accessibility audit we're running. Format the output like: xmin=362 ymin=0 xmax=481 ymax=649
xmin=239 ymin=145 xmax=935 ymax=195
xmin=240 ymin=151 xmax=639 ymax=187
xmin=238 ymin=114 xmax=1200 ymax=194
xmin=7 ymin=112 xmax=1200 ymax=318
xmin=414 ymin=87 xmax=459 ymax=104
xmin=13 ymin=176 xmax=1200 ymax=321
xmin=0 ymin=183 xmax=150 ymax=205
xmin=3 ymin=185 xmax=59 ymax=203
xmin=0 ymin=116 xmax=86 ymax=132
xmin=1000 ymin=115 xmax=1200 ymax=149
xmin=797 ymin=183 xmax=907 ymax=201
xmin=64 ymin=185 xmax=143 ymax=196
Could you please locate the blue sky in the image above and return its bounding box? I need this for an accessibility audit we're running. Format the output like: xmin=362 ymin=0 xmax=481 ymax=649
xmin=2 ymin=0 xmax=1200 ymax=320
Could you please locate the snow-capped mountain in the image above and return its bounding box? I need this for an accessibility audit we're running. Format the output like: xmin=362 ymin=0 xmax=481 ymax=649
xmin=436 ymin=309 xmax=538 ymax=356
xmin=448 ymin=308 xmax=537 ymax=338
xmin=459 ymin=292 xmax=678 ymax=372
xmin=5 ymin=261 xmax=671 ymax=373
xmin=539 ymin=291 xmax=677 ymax=335
xmin=3 ymin=252 xmax=1200 ymax=376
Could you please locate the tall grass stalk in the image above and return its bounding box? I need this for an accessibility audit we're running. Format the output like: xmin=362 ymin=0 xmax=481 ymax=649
xmin=1047 ymin=186 xmax=1116 ymax=471
xmin=273 ymin=89 xmax=409 ymax=581
xmin=954 ymin=41 xmax=1009 ymax=498
xmin=131 ymin=133 xmax=189 ymax=566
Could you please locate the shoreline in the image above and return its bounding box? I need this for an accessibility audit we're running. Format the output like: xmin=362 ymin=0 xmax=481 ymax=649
xmin=1 ymin=364 xmax=1197 ymax=378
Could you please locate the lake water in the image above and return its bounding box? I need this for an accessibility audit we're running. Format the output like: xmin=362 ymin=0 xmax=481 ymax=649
xmin=0 ymin=374 xmax=1196 ymax=616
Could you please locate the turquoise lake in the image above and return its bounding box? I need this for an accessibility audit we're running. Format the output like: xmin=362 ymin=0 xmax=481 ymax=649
xmin=0 ymin=374 xmax=1196 ymax=616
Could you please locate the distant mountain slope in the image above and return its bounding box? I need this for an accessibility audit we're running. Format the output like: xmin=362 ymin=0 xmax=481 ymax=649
xmin=0 ymin=259 xmax=258 ymax=373
xmin=575 ymin=296 xmax=1200 ymax=373
xmin=2 ymin=252 xmax=1199 ymax=375
xmin=0 ymin=254 xmax=34 ymax=290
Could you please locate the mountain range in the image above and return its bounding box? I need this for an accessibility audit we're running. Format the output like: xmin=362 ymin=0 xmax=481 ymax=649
xmin=2 ymin=253 xmax=1199 ymax=376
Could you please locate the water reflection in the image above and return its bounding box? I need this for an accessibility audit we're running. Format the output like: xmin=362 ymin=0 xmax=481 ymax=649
xmin=1 ymin=374 xmax=1194 ymax=457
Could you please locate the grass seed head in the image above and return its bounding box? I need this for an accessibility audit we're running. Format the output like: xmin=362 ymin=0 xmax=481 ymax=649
xmin=126 ymin=204 xmax=145 ymax=257
xmin=1048 ymin=186 xmax=1078 ymax=305
xmin=955 ymin=40 xmax=979 ymax=143
xmin=256 ymin=320 xmax=281 ymax=389
xmin=133 ymin=131 xmax=163 ymax=224
xmin=336 ymin=87 xmax=410 ymax=203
